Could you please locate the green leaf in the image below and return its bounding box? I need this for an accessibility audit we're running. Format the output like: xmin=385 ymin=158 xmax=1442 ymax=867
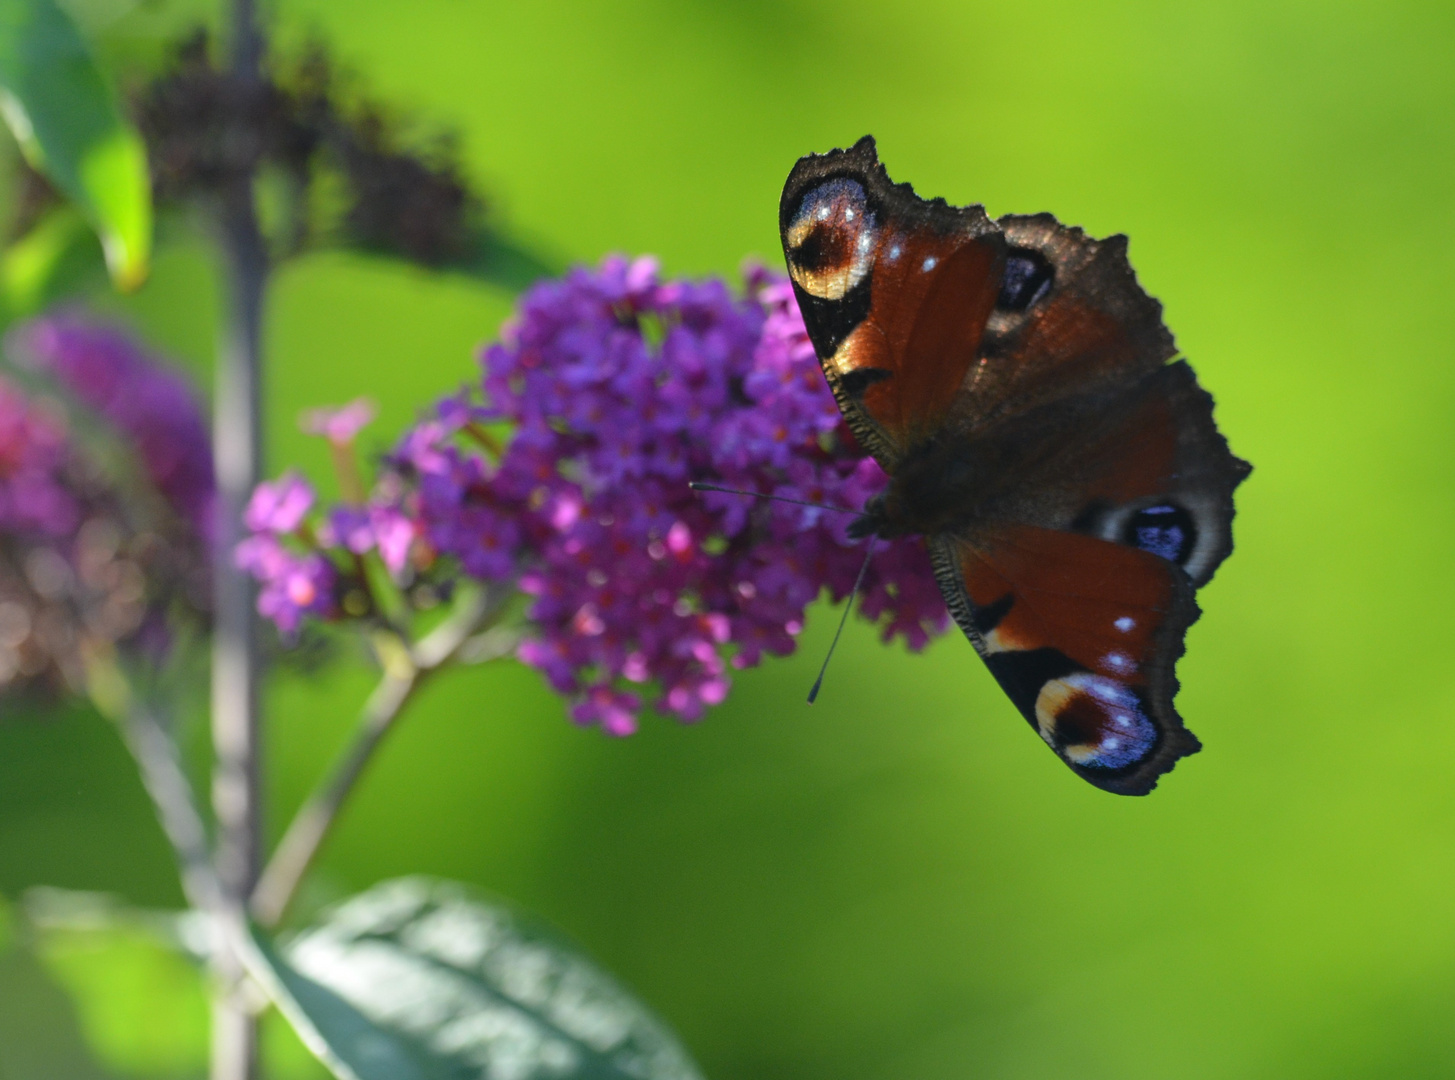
xmin=0 ymin=944 xmax=118 ymax=1080
xmin=0 ymin=0 xmax=151 ymax=291
xmin=20 ymin=888 xmax=329 ymax=1079
xmin=248 ymin=877 xmax=706 ymax=1080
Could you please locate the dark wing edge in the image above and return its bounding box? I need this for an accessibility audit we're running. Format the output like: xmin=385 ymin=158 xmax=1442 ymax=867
xmin=1143 ymin=359 xmax=1251 ymax=589
xmin=780 ymin=137 xmax=892 ymax=463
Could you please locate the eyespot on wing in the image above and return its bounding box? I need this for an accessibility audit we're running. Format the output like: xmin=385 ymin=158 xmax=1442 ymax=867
xmin=784 ymin=178 xmax=878 ymax=301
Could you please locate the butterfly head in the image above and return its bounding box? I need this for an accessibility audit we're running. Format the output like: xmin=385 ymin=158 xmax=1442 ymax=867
xmin=846 ymin=493 xmax=888 ymax=541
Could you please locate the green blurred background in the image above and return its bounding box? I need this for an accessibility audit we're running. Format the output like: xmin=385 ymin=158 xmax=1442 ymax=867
xmin=4 ymin=0 xmax=1455 ymax=1076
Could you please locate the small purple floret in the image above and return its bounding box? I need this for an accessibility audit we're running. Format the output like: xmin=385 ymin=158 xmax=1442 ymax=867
xmin=235 ymin=534 xmax=335 ymax=635
xmin=302 ymin=398 xmax=376 ymax=445
xmin=244 ymin=472 xmax=315 ymax=535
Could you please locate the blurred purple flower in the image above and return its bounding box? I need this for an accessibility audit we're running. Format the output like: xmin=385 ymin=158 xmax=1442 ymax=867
xmin=11 ymin=314 xmax=216 ymax=541
xmin=302 ymin=398 xmax=376 ymax=445
xmin=236 ymin=533 xmax=335 ymax=635
xmin=319 ymin=503 xmax=417 ymax=574
xmin=0 ymin=379 xmax=83 ymax=539
xmin=244 ymin=472 xmax=314 ymax=534
xmin=0 ymin=373 xmax=209 ymax=697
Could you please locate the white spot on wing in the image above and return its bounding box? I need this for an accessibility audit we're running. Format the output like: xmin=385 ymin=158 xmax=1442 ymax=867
xmin=922 ymin=256 xmax=938 ymax=272
xmin=1114 ymin=616 xmax=1135 ymax=632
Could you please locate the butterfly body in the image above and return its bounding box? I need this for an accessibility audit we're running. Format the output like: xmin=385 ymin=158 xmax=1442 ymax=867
xmin=781 ymin=136 xmax=1250 ymax=796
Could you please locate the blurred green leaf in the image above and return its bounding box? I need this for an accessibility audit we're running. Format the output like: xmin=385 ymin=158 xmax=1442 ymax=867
xmin=0 ymin=943 xmax=118 ymax=1080
xmin=249 ymin=877 xmax=705 ymax=1080
xmin=451 ymin=230 xmax=558 ymax=292
xmin=20 ymin=887 xmax=328 ymax=1080
xmin=0 ymin=0 xmax=151 ymax=291
xmin=0 ymin=203 xmax=105 ymax=318
xmin=27 ymin=892 xmax=209 ymax=1076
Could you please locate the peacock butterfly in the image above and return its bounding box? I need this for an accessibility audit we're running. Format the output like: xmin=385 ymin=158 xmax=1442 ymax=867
xmin=779 ymin=136 xmax=1250 ymax=795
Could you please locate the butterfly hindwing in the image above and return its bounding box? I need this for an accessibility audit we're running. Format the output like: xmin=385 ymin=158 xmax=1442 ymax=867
xmin=987 ymin=360 xmax=1251 ymax=587
xmin=780 ymin=135 xmax=1004 ymax=468
xmin=929 ymin=527 xmax=1201 ymax=795
xmin=924 ymin=363 xmax=1246 ymax=793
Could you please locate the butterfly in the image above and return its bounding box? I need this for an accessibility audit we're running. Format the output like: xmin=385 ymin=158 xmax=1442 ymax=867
xmin=779 ymin=136 xmax=1250 ymax=795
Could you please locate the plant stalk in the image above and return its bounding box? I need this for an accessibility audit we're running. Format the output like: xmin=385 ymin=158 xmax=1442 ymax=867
xmin=251 ymin=587 xmax=510 ymax=928
xmin=251 ymin=665 xmax=418 ymax=928
xmin=118 ymin=699 xmax=223 ymax=915
xmin=210 ymin=2 xmax=267 ymax=1076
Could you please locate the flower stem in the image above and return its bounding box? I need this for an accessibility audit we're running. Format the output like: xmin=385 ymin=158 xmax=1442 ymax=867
xmin=250 ymin=586 xmax=511 ymax=928
xmin=116 ymin=698 xmax=223 ymax=915
xmin=250 ymin=663 xmax=418 ymax=929
xmin=210 ymin=1 xmax=267 ymax=1076
xmin=329 ymin=441 xmax=366 ymax=503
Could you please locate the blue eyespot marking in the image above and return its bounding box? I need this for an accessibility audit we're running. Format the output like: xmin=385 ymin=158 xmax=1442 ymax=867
xmin=1123 ymin=503 xmax=1197 ymax=566
xmin=1035 ymin=672 xmax=1158 ymax=771
xmin=996 ymin=248 xmax=1054 ymax=311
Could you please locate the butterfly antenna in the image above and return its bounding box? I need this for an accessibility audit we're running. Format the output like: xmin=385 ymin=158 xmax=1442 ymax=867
xmin=807 ymin=537 xmax=877 ymax=704
xmin=689 ymin=481 xmax=856 ymax=515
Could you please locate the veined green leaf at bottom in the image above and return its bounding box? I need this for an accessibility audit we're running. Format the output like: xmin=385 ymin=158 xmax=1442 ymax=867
xmin=247 ymin=877 xmax=706 ymax=1080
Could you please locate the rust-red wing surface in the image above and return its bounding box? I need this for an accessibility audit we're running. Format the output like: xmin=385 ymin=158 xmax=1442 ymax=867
xmin=849 ymin=232 xmax=1001 ymax=446
xmin=964 ymin=526 xmax=1182 ymax=676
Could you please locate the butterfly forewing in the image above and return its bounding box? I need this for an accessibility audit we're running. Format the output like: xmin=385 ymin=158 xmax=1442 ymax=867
xmin=958 ymin=214 xmax=1179 ymax=432
xmin=780 ymin=136 xmax=1004 ymax=468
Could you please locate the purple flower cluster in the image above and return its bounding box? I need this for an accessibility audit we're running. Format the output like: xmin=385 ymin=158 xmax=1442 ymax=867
xmin=11 ymin=314 xmax=216 ymax=541
xmin=0 ymin=315 xmax=218 ymax=700
xmin=243 ymin=257 xmax=949 ymax=732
